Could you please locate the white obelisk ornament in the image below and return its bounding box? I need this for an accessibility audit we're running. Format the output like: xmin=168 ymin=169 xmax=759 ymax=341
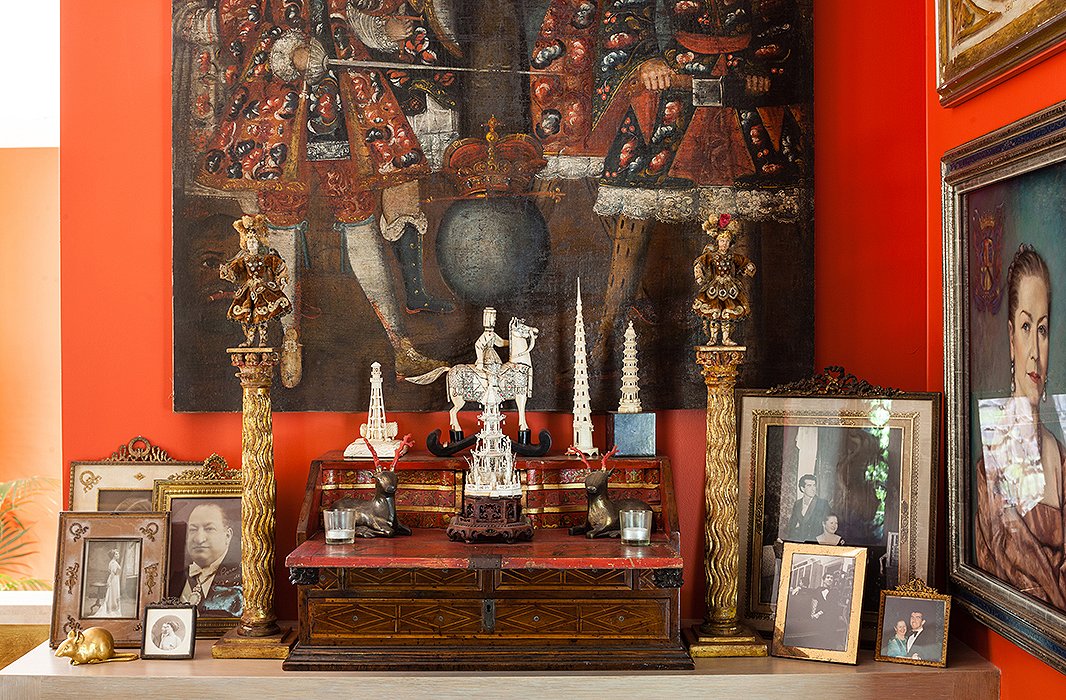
xmin=345 ymin=362 xmax=407 ymax=458
xmin=572 ymin=279 xmax=598 ymax=455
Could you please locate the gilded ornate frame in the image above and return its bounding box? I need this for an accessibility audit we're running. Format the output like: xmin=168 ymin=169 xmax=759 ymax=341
xmin=152 ymin=460 xmax=242 ymax=638
xmin=874 ymin=579 xmax=951 ymax=668
xmin=771 ymin=543 xmax=867 ymax=665
xmin=936 ymin=0 xmax=1066 ymax=105
xmin=943 ymin=100 xmax=1066 ymax=674
xmin=51 ymin=511 xmax=170 ymax=648
xmin=69 ymin=436 xmax=200 ymax=511
xmin=737 ymin=374 xmax=939 ymax=635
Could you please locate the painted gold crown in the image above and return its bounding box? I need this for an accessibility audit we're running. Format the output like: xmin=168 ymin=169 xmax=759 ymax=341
xmin=443 ymin=116 xmax=547 ymax=198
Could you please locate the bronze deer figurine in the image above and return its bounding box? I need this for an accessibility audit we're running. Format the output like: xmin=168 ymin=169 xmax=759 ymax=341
xmin=331 ymin=435 xmax=415 ymax=538
xmin=567 ymin=446 xmax=653 ymax=538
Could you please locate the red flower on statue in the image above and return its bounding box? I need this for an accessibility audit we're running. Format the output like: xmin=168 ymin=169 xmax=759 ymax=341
xmin=718 ymin=213 xmax=732 ymax=229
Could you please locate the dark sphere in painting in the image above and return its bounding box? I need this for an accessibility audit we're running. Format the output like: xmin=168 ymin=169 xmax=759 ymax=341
xmin=435 ymin=197 xmax=551 ymax=306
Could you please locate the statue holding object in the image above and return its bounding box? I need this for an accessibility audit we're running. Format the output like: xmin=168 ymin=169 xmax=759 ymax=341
xmin=406 ymin=307 xmax=550 ymax=457
xmin=220 ymin=214 xmax=293 ymax=347
xmin=692 ymin=213 xmax=756 ymax=346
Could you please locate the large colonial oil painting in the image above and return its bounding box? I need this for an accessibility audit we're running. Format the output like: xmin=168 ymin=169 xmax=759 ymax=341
xmin=944 ymin=100 xmax=1066 ymax=673
xmin=172 ymin=0 xmax=815 ymax=412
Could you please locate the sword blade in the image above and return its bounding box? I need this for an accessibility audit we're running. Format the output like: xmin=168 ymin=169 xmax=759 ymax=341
xmin=325 ymin=58 xmax=555 ymax=77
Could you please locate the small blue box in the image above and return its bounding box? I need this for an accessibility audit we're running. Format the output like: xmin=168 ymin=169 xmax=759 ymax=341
xmin=606 ymin=412 xmax=656 ymax=456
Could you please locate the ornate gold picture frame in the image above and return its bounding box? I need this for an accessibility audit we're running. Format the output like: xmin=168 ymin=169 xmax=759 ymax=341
xmin=937 ymin=0 xmax=1066 ymax=105
xmin=153 ymin=461 xmax=242 ymax=639
xmin=737 ymin=375 xmax=939 ymax=635
xmin=69 ymin=436 xmax=200 ymax=511
xmin=51 ymin=512 xmax=170 ymax=648
xmin=943 ymin=100 xmax=1066 ymax=674
xmin=874 ymin=579 xmax=951 ymax=668
xmin=771 ymin=542 xmax=867 ymax=665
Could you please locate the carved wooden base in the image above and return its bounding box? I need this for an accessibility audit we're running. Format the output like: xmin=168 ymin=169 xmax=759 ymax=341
xmin=446 ymin=494 xmax=533 ymax=543
xmin=211 ymin=625 xmax=297 ymax=659
xmin=684 ymin=623 xmax=768 ymax=658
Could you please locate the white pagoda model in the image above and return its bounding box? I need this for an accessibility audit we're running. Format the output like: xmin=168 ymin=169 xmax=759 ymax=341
xmin=618 ymin=320 xmax=642 ymax=413
xmin=446 ymin=359 xmax=533 ymax=543
xmin=572 ymin=279 xmax=598 ymax=455
xmin=345 ymin=362 xmax=407 ymax=459
xmin=463 ymin=369 xmax=522 ymax=497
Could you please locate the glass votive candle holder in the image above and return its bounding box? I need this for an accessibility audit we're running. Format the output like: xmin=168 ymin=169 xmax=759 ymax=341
xmin=323 ymin=508 xmax=355 ymax=545
xmin=620 ymin=509 xmax=652 ymax=546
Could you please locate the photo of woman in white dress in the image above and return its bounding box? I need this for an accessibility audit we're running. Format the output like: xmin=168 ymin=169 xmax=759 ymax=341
xmin=102 ymin=549 xmax=122 ymax=616
xmin=82 ymin=539 xmax=140 ymax=620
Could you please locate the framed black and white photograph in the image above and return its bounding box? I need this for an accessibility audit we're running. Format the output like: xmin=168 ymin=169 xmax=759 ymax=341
xmin=79 ymin=539 xmax=141 ymax=620
xmin=737 ymin=374 xmax=939 ymax=634
xmin=944 ymin=99 xmax=1066 ymax=673
xmin=875 ymin=579 xmax=951 ymax=668
xmin=51 ymin=512 xmax=170 ymax=648
xmin=771 ymin=542 xmax=867 ymax=665
xmin=153 ymin=479 xmax=243 ymax=637
xmin=142 ymin=601 xmax=197 ymax=660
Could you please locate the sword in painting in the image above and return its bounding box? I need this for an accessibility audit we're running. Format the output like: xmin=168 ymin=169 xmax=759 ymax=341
xmin=324 ymin=58 xmax=559 ymax=77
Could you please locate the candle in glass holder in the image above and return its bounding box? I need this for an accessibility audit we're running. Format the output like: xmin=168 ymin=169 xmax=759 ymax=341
xmin=620 ymin=509 xmax=651 ymax=546
xmin=324 ymin=509 xmax=355 ymax=544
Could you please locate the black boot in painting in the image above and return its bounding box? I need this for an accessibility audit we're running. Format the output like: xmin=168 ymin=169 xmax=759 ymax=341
xmin=394 ymin=223 xmax=454 ymax=314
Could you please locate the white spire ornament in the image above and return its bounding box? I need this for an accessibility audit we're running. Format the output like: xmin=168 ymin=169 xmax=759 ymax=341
xmin=606 ymin=319 xmax=655 ymax=457
xmin=572 ymin=279 xmax=598 ymax=456
xmin=618 ymin=320 xmax=642 ymax=413
xmin=345 ymin=362 xmax=408 ymax=459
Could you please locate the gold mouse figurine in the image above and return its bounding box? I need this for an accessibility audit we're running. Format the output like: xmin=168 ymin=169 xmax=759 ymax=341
xmin=54 ymin=627 xmax=139 ymax=665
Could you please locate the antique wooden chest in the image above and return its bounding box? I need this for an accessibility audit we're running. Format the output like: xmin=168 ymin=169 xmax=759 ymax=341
xmin=283 ymin=453 xmax=691 ymax=670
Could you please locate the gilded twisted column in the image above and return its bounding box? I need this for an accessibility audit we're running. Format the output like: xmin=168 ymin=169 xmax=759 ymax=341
xmin=697 ymin=347 xmax=743 ymax=633
xmin=230 ymin=349 xmax=281 ymax=638
xmin=687 ymin=346 xmax=766 ymax=656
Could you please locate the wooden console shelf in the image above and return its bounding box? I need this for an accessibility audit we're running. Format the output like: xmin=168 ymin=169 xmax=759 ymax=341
xmin=284 ymin=453 xmax=690 ymax=671
xmin=0 ymin=639 xmax=1000 ymax=698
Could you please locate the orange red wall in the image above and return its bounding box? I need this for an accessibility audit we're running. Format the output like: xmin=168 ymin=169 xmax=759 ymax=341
xmin=57 ymin=0 xmax=1064 ymax=692
xmin=0 ymin=147 xmax=60 ymax=583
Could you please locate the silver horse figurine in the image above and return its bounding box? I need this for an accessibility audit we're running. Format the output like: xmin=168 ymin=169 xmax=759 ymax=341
xmin=406 ymin=315 xmax=550 ymax=456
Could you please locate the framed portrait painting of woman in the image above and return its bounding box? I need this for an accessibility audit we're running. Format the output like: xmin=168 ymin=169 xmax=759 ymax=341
xmin=944 ymin=99 xmax=1066 ymax=673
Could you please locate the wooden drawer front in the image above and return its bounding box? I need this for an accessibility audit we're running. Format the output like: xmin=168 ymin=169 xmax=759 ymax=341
xmin=308 ymin=598 xmax=483 ymax=641
xmin=343 ymin=568 xmax=481 ymax=591
xmin=312 ymin=568 xmax=341 ymax=591
xmin=494 ymin=599 xmax=667 ymax=639
xmin=495 ymin=568 xmax=630 ymax=591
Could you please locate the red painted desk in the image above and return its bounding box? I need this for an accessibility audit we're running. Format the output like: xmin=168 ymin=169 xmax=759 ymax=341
xmin=283 ymin=454 xmax=691 ymax=671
